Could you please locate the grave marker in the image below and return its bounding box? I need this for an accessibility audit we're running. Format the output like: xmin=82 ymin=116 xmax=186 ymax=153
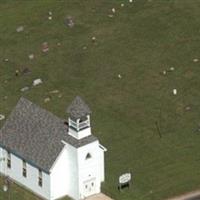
xmin=16 ymin=26 xmax=24 ymax=33
xmin=0 ymin=114 xmax=5 ymax=121
xmin=33 ymin=78 xmax=43 ymax=86
xmin=173 ymin=89 xmax=177 ymax=95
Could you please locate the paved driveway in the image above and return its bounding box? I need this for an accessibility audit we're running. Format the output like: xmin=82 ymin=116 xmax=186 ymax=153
xmin=85 ymin=193 xmax=114 ymax=200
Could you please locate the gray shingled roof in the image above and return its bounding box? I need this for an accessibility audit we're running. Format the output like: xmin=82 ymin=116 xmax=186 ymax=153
xmin=67 ymin=96 xmax=91 ymax=120
xmin=0 ymin=97 xmax=97 ymax=173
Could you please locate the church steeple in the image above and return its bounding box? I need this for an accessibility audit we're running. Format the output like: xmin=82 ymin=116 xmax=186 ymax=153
xmin=67 ymin=96 xmax=92 ymax=139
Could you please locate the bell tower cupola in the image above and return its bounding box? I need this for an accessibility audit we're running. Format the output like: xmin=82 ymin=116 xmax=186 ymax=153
xmin=67 ymin=96 xmax=92 ymax=140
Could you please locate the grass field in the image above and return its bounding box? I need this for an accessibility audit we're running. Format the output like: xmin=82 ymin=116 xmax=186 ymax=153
xmin=0 ymin=176 xmax=71 ymax=200
xmin=1 ymin=0 xmax=200 ymax=200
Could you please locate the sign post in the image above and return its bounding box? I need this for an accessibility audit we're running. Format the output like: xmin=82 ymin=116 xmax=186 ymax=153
xmin=118 ymin=172 xmax=132 ymax=191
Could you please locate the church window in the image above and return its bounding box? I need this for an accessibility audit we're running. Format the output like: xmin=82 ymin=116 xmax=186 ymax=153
xmin=7 ymin=152 xmax=11 ymax=168
xmin=38 ymin=169 xmax=43 ymax=187
xmin=22 ymin=160 xmax=27 ymax=177
xmin=85 ymin=153 xmax=92 ymax=160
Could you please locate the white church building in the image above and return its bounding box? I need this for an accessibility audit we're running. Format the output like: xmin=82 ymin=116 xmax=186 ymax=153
xmin=0 ymin=96 xmax=107 ymax=200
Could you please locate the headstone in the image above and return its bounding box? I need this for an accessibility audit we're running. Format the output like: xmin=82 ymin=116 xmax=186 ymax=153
xmin=48 ymin=11 xmax=52 ymax=16
xmin=162 ymin=70 xmax=167 ymax=75
xmin=4 ymin=58 xmax=9 ymax=62
xmin=169 ymin=67 xmax=175 ymax=71
xmin=28 ymin=54 xmax=34 ymax=60
xmin=0 ymin=114 xmax=5 ymax=121
xmin=3 ymin=184 xmax=8 ymax=192
xmin=15 ymin=70 xmax=20 ymax=76
xmin=108 ymin=14 xmax=114 ymax=18
xmin=121 ymin=3 xmax=124 ymax=7
xmin=193 ymin=58 xmax=199 ymax=63
xmin=173 ymin=89 xmax=177 ymax=95
xmin=44 ymin=97 xmax=50 ymax=103
xmin=49 ymin=89 xmax=59 ymax=94
xmin=129 ymin=0 xmax=133 ymax=2
xmin=118 ymin=74 xmax=122 ymax=79
xmin=185 ymin=105 xmax=191 ymax=111
xmin=33 ymin=78 xmax=43 ymax=86
xmin=48 ymin=16 xmax=52 ymax=20
xmin=112 ymin=8 xmax=116 ymax=13
xmin=42 ymin=42 xmax=49 ymax=53
xmin=65 ymin=16 xmax=74 ymax=28
xmin=20 ymin=86 xmax=29 ymax=92
xmin=16 ymin=26 xmax=24 ymax=32
xmin=58 ymin=94 xmax=62 ymax=98
xmin=92 ymin=36 xmax=96 ymax=43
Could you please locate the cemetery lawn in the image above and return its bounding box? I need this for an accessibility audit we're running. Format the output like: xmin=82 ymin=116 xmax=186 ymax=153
xmin=1 ymin=0 xmax=200 ymax=200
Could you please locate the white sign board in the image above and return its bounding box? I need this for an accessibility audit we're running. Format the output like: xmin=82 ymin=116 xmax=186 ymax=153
xmin=119 ymin=173 xmax=131 ymax=184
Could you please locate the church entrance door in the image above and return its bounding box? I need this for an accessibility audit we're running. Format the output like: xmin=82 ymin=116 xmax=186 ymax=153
xmin=83 ymin=178 xmax=96 ymax=197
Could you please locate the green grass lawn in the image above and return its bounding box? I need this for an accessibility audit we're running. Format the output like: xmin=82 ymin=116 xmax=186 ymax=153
xmin=0 ymin=175 xmax=71 ymax=200
xmin=1 ymin=0 xmax=200 ymax=200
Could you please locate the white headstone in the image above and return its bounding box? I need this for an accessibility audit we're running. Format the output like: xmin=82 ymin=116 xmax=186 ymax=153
xmin=49 ymin=89 xmax=59 ymax=94
xmin=193 ymin=58 xmax=199 ymax=63
xmin=20 ymin=86 xmax=29 ymax=92
xmin=28 ymin=54 xmax=34 ymax=60
xmin=16 ymin=26 xmax=24 ymax=32
xmin=0 ymin=114 xmax=5 ymax=121
xmin=44 ymin=97 xmax=50 ymax=103
xmin=112 ymin=8 xmax=116 ymax=13
xmin=33 ymin=78 xmax=43 ymax=86
xmin=3 ymin=185 xmax=8 ymax=192
xmin=173 ymin=89 xmax=177 ymax=95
